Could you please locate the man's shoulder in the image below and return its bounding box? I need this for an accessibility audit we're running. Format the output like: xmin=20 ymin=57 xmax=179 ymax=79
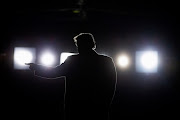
xmin=62 ymin=54 xmax=79 ymax=63
xmin=68 ymin=53 xmax=113 ymax=61
xmin=97 ymin=54 xmax=113 ymax=60
xmin=68 ymin=54 xmax=79 ymax=59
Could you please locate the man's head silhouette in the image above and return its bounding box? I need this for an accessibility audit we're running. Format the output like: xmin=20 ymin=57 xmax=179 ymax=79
xmin=73 ymin=33 xmax=96 ymax=54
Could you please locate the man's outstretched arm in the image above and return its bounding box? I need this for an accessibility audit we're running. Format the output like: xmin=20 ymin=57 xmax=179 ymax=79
xmin=25 ymin=63 xmax=66 ymax=79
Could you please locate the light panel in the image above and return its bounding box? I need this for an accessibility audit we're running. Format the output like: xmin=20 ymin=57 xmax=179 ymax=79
xmin=40 ymin=51 xmax=55 ymax=66
xmin=136 ymin=51 xmax=158 ymax=73
xmin=60 ymin=52 xmax=76 ymax=64
xmin=14 ymin=47 xmax=36 ymax=70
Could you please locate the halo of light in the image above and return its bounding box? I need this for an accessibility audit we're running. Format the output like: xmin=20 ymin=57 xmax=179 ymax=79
xmin=140 ymin=51 xmax=158 ymax=70
xmin=15 ymin=50 xmax=33 ymax=66
xmin=14 ymin=47 xmax=36 ymax=70
xmin=40 ymin=52 xmax=55 ymax=66
xmin=136 ymin=51 xmax=158 ymax=73
xmin=117 ymin=55 xmax=130 ymax=68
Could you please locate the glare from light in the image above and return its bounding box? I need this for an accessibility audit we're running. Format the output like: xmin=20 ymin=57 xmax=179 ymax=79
xmin=117 ymin=55 xmax=130 ymax=68
xmin=60 ymin=52 xmax=76 ymax=64
xmin=14 ymin=47 xmax=36 ymax=69
xmin=140 ymin=52 xmax=158 ymax=70
xmin=15 ymin=51 xmax=33 ymax=65
xmin=136 ymin=51 xmax=158 ymax=73
xmin=40 ymin=52 xmax=55 ymax=66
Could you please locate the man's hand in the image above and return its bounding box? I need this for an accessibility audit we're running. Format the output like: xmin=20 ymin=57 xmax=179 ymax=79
xmin=25 ymin=63 xmax=38 ymax=71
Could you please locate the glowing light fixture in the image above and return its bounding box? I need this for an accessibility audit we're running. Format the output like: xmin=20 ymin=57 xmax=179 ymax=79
xmin=40 ymin=51 xmax=55 ymax=66
xmin=14 ymin=47 xmax=36 ymax=70
xmin=117 ymin=54 xmax=130 ymax=68
xmin=60 ymin=52 xmax=76 ymax=64
xmin=136 ymin=51 xmax=158 ymax=73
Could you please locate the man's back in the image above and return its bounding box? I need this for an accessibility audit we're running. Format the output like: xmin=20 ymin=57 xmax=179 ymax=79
xmin=62 ymin=50 xmax=116 ymax=120
xmin=27 ymin=33 xmax=117 ymax=120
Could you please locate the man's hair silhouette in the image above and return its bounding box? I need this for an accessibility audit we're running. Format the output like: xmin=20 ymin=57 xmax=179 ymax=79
xmin=26 ymin=33 xmax=117 ymax=120
xmin=73 ymin=33 xmax=96 ymax=50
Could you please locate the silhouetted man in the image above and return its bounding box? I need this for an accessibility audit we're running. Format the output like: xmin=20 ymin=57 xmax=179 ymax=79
xmin=26 ymin=33 xmax=117 ymax=120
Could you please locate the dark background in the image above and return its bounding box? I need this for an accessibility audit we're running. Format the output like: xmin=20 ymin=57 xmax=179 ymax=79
xmin=1 ymin=0 xmax=179 ymax=119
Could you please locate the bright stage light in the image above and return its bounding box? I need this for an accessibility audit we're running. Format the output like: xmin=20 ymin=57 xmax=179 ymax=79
xmin=117 ymin=55 xmax=130 ymax=68
xmin=14 ymin=47 xmax=36 ymax=70
xmin=40 ymin=51 xmax=55 ymax=66
xmin=60 ymin=52 xmax=76 ymax=64
xmin=136 ymin=51 xmax=158 ymax=73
